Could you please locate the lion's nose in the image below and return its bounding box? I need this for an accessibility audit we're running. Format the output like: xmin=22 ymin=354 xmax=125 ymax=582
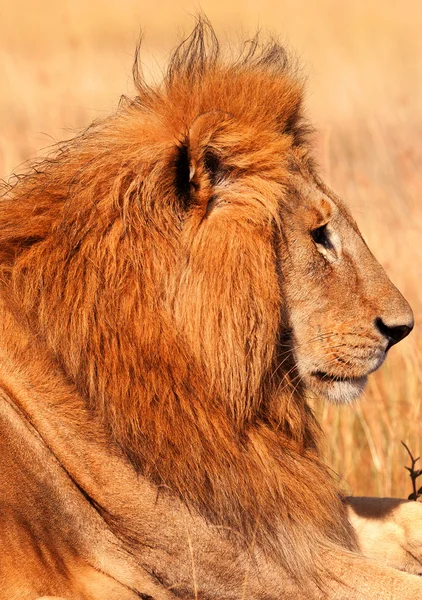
xmin=375 ymin=316 xmax=414 ymax=350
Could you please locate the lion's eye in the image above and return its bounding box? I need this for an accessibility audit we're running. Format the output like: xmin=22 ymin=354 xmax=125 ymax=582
xmin=311 ymin=224 xmax=332 ymax=249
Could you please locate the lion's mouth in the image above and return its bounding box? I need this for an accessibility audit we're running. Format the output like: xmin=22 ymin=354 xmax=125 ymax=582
xmin=312 ymin=371 xmax=366 ymax=384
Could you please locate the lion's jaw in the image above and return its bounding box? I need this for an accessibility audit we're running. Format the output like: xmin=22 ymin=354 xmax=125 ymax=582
xmin=281 ymin=163 xmax=413 ymax=404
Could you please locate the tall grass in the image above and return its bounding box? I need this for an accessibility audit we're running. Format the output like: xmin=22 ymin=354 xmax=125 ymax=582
xmin=1 ymin=0 xmax=421 ymax=497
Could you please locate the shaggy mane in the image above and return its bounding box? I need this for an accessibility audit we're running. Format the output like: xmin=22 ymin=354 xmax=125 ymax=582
xmin=0 ymin=18 xmax=354 ymax=584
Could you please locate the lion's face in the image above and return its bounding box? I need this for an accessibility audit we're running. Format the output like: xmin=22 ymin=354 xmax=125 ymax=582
xmin=279 ymin=157 xmax=413 ymax=403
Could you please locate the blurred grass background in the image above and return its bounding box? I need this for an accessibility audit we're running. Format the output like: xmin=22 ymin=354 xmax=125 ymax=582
xmin=0 ymin=0 xmax=421 ymax=497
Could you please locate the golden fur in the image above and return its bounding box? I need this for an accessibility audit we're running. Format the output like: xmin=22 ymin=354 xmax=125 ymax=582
xmin=0 ymin=19 xmax=421 ymax=599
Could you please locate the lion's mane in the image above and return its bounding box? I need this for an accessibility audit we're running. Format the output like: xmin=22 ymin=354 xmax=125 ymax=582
xmin=0 ymin=20 xmax=355 ymax=580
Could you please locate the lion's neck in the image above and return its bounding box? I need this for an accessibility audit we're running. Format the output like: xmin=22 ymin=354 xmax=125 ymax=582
xmin=0 ymin=294 xmax=356 ymax=580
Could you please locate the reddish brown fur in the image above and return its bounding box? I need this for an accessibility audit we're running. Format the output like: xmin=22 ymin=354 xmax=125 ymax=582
xmin=0 ymin=20 xmax=357 ymax=584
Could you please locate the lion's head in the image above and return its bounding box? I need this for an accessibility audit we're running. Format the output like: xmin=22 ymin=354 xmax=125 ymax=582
xmin=0 ymin=20 xmax=413 ymax=572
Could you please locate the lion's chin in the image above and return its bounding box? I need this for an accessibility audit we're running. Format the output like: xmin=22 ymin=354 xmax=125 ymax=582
xmin=308 ymin=373 xmax=368 ymax=404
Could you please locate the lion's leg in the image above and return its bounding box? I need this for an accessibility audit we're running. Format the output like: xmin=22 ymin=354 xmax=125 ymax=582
xmin=346 ymin=496 xmax=422 ymax=575
xmin=323 ymin=552 xmax=422 ymax=600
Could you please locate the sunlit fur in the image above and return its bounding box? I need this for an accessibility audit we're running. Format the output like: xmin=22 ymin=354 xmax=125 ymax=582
xmin=0 ymin=20 xmax=363 ymax=585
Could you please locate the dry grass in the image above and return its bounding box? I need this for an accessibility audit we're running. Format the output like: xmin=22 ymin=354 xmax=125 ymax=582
xmin=1 ymin=0 xmax=421 ymax=497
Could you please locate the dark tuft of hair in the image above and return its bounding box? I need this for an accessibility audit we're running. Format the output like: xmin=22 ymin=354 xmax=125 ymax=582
xmin=173 ymin=142 xmax=191 ymax=208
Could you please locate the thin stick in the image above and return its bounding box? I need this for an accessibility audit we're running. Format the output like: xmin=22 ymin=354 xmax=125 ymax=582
xmin=402 ymin=441 xmax=422 ymax=500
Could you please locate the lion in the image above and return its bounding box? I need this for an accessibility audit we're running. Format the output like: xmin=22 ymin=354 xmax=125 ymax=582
xmin=1 ymin=19 xmax=422 ymax=600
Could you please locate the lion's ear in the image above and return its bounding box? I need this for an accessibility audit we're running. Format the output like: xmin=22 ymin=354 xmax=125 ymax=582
xmin=174 ymin=111 xmax=233 ymax=207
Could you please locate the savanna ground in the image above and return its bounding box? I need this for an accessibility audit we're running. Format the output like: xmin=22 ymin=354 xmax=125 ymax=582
xmin=1 ymin=0 xmax=421 ymax=497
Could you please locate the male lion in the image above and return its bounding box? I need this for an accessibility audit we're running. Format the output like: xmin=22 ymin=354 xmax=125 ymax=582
xmin=1 ymin=20 xmax=422 ymax=600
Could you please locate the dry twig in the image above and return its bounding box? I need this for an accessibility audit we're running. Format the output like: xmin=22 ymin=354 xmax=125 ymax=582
xmin=402 ymin=441 xmax=422 ymax=501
